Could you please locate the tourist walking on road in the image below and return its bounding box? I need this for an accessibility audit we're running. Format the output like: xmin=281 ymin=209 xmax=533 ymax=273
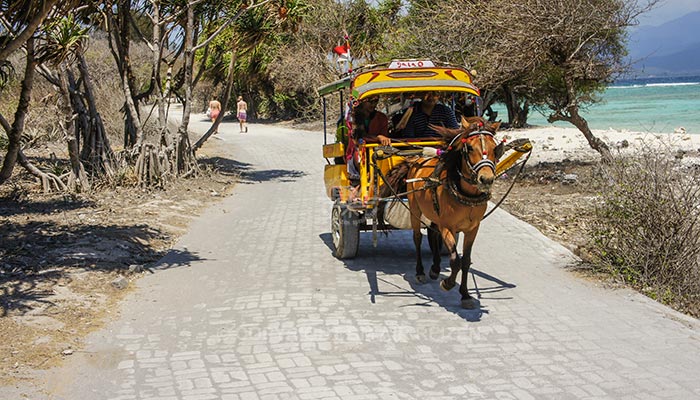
xmin=237 ymin=96 xmax=248 ymax=133
xmin=208 ymin=99 xmax=222 ymax=134
xmin=208 ymin=100 xmax=221 ymax=122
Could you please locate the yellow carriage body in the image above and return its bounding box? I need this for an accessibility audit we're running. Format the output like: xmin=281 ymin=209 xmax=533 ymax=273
xmin=319 ymin=59 xmax=531 ymax=258
xmin=319 ymin=60 xmax=482 ymax=206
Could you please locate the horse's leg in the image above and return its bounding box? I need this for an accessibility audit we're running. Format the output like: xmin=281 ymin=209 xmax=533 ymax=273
xmin=427 ymin=223 xmax=442 ymax=280
xmin=459 ymin=227 xmax=481 ymax=309
xmin=438 ymin=228 xmax=460 ymax=292
xmin=414 ymin=227 xmax=429 ymax=283
xmin=409 ymin=203 xmax=428 ymax=284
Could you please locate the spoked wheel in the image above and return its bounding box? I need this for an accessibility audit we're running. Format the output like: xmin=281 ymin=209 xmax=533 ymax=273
xmin=331 ymin=201 xmax=360 ymax=259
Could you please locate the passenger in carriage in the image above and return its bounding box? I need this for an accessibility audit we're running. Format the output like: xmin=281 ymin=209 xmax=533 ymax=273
xmin=455 ymin=94 xmax=479 ymax=119
xmin=400 ymin=91 xmax=459 ymax=138
xmin=353 ymin=95 xmax=391 ymax=145
xmin=346 ymin=95 xmax=391 ymax=182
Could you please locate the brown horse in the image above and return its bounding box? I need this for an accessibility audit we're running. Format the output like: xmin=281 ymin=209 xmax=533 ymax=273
xmin=406 ymin=116 xmax=503 ymax=309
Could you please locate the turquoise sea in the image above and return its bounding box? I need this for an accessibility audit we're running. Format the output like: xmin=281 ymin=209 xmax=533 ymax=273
xmin=493 ymin=76 xmax=700 ymax=134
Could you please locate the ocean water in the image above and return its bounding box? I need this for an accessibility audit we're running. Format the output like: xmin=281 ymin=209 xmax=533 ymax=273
xmin=492 ymin=76 xmax=700 ymax=134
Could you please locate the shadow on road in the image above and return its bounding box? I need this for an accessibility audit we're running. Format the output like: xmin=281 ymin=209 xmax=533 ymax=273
xmin=0 ymin=219 xmax=205 ymax=317
xmin=150 ymin=248 xmax=207 ymax=272
xmin=319 ymin=231 xmax=516 ymax=322
xmin=0 ymin=193 xmax=94 ymax=218
xmin=199 ymin=156 xmax=305 ymax=183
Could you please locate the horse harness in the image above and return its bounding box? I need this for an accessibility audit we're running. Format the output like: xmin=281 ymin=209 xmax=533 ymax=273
xmin=415 ymin=129 xmax=497 ymax=214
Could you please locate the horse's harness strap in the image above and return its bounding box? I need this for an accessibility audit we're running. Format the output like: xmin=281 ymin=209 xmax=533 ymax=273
xmin=404 ymin=171 xmax=444 ymax=216
xmin=447 ymin=178 xmax=491 ymax=206
xmin=410 ymin=130 xmax=497 ymax=210
xmin=428 ymin=160 xmax=446 ymax=216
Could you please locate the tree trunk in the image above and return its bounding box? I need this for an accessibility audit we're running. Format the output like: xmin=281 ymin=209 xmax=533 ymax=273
xmin=106 ymin=0 xmax=143 ymax=149
xmin=568 ymin=108 xmax=611 ymax=160
xmin=150 ymin=3 xmax=168 ymax=144
xmin=548 ymin=106 xmax=612 ymax=160
xmin=547 ymin=76 xmax=612 ymax=160
xmin=0 ymin=38 xmax=35 ymax=185
xmin=76 ymin=53 xmax=114 ymax=175
xmin=58 ymin=63 xmax=90 ymax=192
xmin=173 ymin=3 xmax=197 ymax=175
xmin=502 ymin=84 xmax=528 ymax=128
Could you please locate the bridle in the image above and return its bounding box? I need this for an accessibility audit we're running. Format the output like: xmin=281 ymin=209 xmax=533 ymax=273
xmin=447 ymin=130 xmax=497 ymax=185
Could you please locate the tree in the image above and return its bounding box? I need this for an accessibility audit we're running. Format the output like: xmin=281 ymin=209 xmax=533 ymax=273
xmin=258 ymin=0 xmax=402 ymax=121
xmin=395 ymin=0 xmax=659 ymax=158
xmin=523 ymin=0 xmax=659 ymax=159
xmin=34 ymin=14 xmax=93 ymax=192
xmin=35 ymin=15 xmax=114 ymax=184
xmin=0 ymin=0 xmax=84 ymax=191
xmin=0 ymin=0 xmax=61 ymax=61
xmin=193 ymin=0 xmax=310 ymax=150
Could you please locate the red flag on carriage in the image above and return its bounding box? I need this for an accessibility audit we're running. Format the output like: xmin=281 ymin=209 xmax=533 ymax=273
xmin=333 ymin=37 xmax=351 ymax=63
xmin=333 ymin=43 xmax=349 ymax=57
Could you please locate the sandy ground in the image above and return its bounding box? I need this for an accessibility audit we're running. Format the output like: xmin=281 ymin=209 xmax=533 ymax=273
xmin=503 ymin=125 xmax=700 ymax=164
xmin=495 ymin=123 xmax=700 ymax=247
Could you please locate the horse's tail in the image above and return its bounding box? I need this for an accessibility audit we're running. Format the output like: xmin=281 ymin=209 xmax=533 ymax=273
xmin=377 ymin=162 xmax=410 ymax=231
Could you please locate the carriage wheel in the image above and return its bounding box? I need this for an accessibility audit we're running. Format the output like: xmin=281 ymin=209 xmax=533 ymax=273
xmin=331 ymin=202 xmax=360 ymax=259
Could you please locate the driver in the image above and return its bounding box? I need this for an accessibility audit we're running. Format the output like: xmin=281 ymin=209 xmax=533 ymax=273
xmin=401 ymin=91 xmax=459 ymax=138
xmin=346 ymin=95 xmax=391 ymax=186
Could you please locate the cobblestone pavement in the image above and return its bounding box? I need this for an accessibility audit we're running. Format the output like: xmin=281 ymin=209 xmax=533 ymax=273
xmin=5 ymin=114 xmax=700 ymax=400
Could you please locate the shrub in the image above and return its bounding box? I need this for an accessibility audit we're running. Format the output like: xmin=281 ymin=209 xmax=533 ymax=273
xmin=588 ymin=148 xmax=700 ymax=316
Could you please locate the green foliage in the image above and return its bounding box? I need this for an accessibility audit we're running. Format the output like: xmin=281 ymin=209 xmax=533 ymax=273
xmin=36 ymin=15 xmax=89 ymax=65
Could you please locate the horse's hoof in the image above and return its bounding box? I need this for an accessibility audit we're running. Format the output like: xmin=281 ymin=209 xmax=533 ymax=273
xmin=461 ymin=297 xmax=479 ymax=309
xmin=429 ymin=269 xmax=440 ymax=280
xmin=415 ymin=274 xmax=427 ymax=284
xmin=440 ymin=280 xmax=455 ymax=291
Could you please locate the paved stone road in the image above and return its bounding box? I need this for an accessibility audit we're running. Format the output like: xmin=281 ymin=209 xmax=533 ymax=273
xmin=6 ymin=114 xmax=700 ymax=399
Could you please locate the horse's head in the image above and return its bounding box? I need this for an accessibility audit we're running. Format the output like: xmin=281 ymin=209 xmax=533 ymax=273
xmin=431 ymin=116 xmax=504 ymax=193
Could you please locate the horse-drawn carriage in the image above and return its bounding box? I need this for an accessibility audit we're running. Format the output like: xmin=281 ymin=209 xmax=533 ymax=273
xmin=319 ymin=60 xmax=531 ymax=307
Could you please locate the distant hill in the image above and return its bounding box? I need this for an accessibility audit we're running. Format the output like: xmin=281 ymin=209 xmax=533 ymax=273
xmin=627 ymin=11 xmax=700 ymax=77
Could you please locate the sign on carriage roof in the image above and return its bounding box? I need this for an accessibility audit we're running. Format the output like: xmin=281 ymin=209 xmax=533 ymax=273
xmin=387 ymin=60 xmax=436 ymax=69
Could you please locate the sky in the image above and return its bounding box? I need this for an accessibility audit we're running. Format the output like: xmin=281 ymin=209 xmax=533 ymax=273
xmin=638 ymin=0 xmax=700 ymax=26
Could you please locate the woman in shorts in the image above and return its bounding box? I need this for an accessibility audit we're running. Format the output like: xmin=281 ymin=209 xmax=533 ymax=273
xmin=237 ymin=96 xmax=248 ymax=133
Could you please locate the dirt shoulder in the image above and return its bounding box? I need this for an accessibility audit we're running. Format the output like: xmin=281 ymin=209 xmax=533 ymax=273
xmin=494 ymin=159 xmax=597 ymax=258
xmin=0 ymin=140 xmax=238 ymax=386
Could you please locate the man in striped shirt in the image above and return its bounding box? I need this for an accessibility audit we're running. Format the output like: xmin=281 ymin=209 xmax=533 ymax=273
xmin=402 ymin=91 xmax=459 ymax=138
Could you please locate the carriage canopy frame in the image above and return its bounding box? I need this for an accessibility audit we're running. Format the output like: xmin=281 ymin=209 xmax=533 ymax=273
xmin=317 ymin=60 xmax=480 ymax=100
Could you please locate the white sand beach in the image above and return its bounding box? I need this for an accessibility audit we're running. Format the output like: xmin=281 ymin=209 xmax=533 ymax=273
xmin=501 ymin=125 xmax=700 ymax=164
